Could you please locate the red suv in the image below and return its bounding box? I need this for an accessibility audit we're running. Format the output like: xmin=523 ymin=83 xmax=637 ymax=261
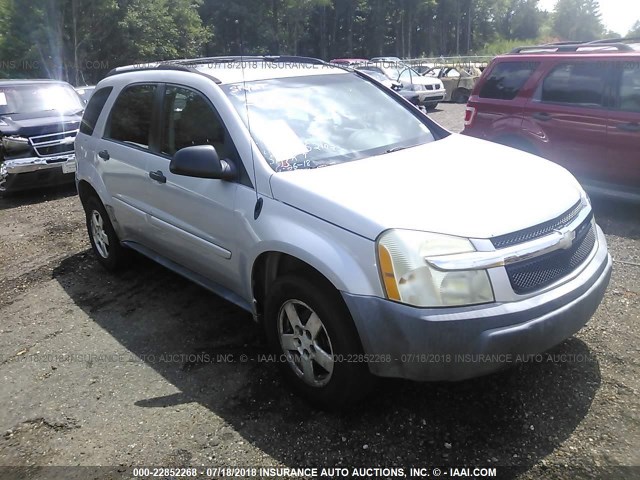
xmin=462 ymin=41 xmax=640 ymax=201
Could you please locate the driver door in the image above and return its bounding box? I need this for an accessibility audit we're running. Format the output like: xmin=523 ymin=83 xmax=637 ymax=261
xmin=144 ymin=84 xmax=240 ymax=290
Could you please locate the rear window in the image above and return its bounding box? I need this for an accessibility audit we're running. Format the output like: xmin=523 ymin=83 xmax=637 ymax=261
xmin=479 ymin=61 xmax=539 ymax=100
xmin=537 ymin=62 xmax=608 ymax=108
xmin=80 ymin=87 xmax=112 ymax=135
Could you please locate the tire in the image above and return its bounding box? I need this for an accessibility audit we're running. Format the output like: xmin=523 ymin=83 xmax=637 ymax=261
xmin=425 ymin=102 xmax=439 ymax=110
xmin=0 ymin=161 xmax=9 ymax=198
xmin=84 ymin=195 xmax=128 ymax=271
xmin=264 ymin=274 xmax=374 ymax=410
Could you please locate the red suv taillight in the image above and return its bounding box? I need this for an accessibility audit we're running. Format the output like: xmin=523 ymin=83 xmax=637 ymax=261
xmin=464 ymin=106 xmax=476 ymax=127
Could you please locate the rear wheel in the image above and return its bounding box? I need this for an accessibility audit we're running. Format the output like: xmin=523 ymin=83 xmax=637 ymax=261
xmin=84 ymin=195 xmax=128 ymax=271
xmin=265 ymin=274 xmax=374 ymax=410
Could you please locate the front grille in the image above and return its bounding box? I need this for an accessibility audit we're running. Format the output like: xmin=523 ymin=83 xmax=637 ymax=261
xmin=29 ymin=130 xmax=78 ymax=157
xmin=506 ymin=216 xmax=596 ymax=294
xmin=426 ymin=85 xmax=434 ymax=90
xmin=491 ymin=201 xmax=583 ymax=249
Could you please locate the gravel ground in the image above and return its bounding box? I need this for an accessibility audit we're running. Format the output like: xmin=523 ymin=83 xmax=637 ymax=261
xmin=0 ymin=104 xmax=638 ymax=480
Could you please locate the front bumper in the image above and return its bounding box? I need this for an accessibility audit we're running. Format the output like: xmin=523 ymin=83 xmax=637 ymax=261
xmin=342 ymin=226 xmax=611 ymax=381
xmin=418 ymin=91 xmax=445 ymax=104
xmin=1 ymin=155 xmax=76 ymax=192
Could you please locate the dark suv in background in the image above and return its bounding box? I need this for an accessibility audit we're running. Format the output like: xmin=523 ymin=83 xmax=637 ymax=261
xmin=0 ymin=80 xmax=83 ymax=195
xmin=462 ymin=39 xmax=640 ymax=201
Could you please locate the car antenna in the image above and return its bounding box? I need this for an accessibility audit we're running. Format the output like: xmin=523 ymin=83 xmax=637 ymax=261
xmin=236 ymin=19 xmax=263 ymax=220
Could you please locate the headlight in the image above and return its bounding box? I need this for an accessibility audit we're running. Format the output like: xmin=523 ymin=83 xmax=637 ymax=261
xmin=411 ymin=84 xmax=424 ymax=92
xmin=2 ymin=136 xmax=30 ymax=152
xmin=377 ymin=230 xmax=494 ymax=307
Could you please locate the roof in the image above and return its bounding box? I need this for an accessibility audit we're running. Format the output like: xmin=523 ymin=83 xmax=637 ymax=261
xmin=0 ymin=79 xmax=71 ymax=86
xmin=106 ymin=56 xmax=349 ymax=85
xmin=194 ymin=62 xmax=347 ymax=84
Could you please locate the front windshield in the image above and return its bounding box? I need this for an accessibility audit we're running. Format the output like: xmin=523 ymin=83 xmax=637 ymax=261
xmin=222 ymin=73 xmax=434 ymax=172
xmin=0 ymin=83 xmax=83 ymax=115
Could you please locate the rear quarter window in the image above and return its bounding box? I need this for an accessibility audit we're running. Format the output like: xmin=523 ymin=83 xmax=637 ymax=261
xmin=79 ymin=87 xmax=113 ymax=135
xmin=479 ymin=61 xmax=539 ymax=100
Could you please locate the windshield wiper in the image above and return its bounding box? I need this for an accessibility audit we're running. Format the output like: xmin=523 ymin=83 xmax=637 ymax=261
xmin=385 ymin=142 xmax=424 ymax=154
xmin=385 ymin=145 xmax=410 ymax=154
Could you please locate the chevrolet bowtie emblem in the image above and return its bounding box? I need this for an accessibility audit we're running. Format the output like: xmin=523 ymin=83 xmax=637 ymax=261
xmin=555 ymin=228 xmax=576 ymax=250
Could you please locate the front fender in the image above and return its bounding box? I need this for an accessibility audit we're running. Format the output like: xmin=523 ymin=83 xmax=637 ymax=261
xmin=238 ymin=195 xmax=385 ymax=303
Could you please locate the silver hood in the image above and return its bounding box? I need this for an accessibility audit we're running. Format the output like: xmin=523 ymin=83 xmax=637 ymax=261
xmin=269 ymin=134 xmax=583 ymax=241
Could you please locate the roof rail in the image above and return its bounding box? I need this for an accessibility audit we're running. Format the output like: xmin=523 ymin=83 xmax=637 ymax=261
xmin=587 ymin=36 xmax=640 ymax=44
xmin=104 ymin=56 xmax=330 ymax=81
xmin=165 ymin=55 xmax=327 ymax=66
xmin=509 ymin=42 xmax=634 ymax=54
xmin=105 ymin=63 xmax=207 ymax=78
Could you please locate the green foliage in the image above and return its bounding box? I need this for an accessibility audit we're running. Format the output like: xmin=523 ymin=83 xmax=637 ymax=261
xmin=475 ymin=37 xmax=541 ymax=56
xmin=0 ymin=0 xmax=613 ymax=83
xmin=0 ymin=0 xmax=209 ymax=83
xmin=552 ymin=0 xmax=604 ymax=41
xmin=628 ymin=20 xmax=640 ymax=38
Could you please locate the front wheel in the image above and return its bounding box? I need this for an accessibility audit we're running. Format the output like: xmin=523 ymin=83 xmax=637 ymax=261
xmin=265 ymin=274 xmax=374 ymax=410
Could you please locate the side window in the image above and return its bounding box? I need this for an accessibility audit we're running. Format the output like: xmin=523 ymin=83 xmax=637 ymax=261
xmin=80 ymin=87 xmax=112 ymax=135
xmin=479 ymin=61 xmax=539 ymax=100
xmin=619 ymin=62 xmax=640 ymax=113
xmin=161 ymin=86 xmax=226 ymax=158
xmin=106 ymin=84 xmax=156 ymax=149
xmin=538 ymin=62 xmax=607 ymax=107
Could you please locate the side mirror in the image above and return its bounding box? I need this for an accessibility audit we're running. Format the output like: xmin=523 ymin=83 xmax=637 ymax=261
xmin=392 ymin=82 xmax=402 ymax=91
xmin=169 ymin=145 xmax=236 ymax=180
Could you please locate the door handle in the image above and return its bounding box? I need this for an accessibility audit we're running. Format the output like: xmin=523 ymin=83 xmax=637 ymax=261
xmin=148 ymin=170 xmax=167 ymax=184
xmin=616 ymin=122 xmax=640 ymax=132
xmin=532 ymin=112 xmax=552 ymax=121
xmin=98 ymin=150 xmax=110 ymax=160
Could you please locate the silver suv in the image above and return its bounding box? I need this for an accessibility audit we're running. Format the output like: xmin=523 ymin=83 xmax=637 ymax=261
xmin=75 ymin=56 xmax=612 ymax=409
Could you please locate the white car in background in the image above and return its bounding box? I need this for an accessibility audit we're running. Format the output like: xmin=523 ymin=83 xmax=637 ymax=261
xmin=360 ymin=61 xmax=445 ymax=109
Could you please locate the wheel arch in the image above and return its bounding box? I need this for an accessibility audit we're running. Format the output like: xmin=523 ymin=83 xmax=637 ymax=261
xmin=77 ymin=179 xmax=99 ymax=208
xmin=251 ymin=251 xmax=346 ymax=322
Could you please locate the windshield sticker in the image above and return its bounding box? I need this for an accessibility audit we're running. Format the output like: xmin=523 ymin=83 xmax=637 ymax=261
xmin=253 ymin=119 xmax=308 ymax=162
xmin=228 ymin=83 xmax=269 ymax=96
xmin=0 ymin=92 xmax=7 ymax=106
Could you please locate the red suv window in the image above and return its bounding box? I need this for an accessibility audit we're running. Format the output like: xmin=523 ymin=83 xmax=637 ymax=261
xmin=619 ymin=62 xmax=640 ymax=112
xmin=535 ymin=62 xmax=609 ymax=107
xmin=479 ymin=61 xmax=539 ymax=100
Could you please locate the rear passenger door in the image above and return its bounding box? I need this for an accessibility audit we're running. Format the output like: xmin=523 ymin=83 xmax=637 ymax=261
xmin=144 ymin=84 xmax=240 ymax=291
xmin=607 ymin=60 xmax=640 ymax=189
xmin=99 ymin=83 xmax=160 ymax=242
xmin=521 ymin=61 xmax=610 ymax=183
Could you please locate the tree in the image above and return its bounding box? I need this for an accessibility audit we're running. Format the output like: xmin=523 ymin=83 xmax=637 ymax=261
xmin=118 ymin=0 xmax=210 ymax=63
xmin=552 ymin=0 xmax=604 ymax=41
xmin=628 ymin=20 xmax=640 ymax=37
